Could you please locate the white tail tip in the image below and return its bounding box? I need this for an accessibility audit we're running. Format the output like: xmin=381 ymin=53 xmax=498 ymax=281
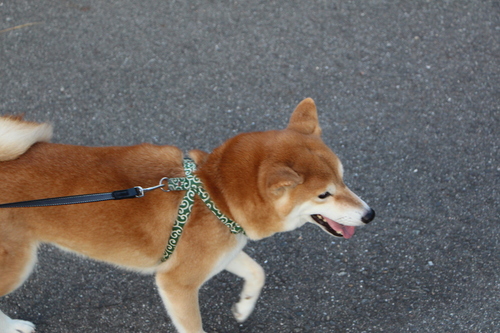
xmin=0 ymin=116 xmax=53 ymax=161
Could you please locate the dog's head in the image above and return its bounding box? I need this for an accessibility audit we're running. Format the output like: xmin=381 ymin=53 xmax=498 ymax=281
xmin=197 ymin=98 xmax=375 ymax=240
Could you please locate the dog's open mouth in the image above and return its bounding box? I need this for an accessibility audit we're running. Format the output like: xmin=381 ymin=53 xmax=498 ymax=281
xmin=311 ymin=214 xmax=356 ymax=239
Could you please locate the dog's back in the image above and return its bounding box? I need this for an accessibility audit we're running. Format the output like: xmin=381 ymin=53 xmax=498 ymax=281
xmin=0 ymin=116 xmax=53 ymax=161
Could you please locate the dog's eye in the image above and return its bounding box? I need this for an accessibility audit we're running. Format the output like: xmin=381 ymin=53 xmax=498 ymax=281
xmin=318 ymin=191 xmax=332 ymax=199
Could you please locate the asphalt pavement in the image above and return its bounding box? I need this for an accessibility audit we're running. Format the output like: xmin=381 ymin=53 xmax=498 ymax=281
xmin=1 ymin=1 xmax=499 ymax=332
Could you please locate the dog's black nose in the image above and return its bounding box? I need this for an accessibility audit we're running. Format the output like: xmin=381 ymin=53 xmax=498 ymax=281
xmin=361 ymin=208 xmax=375 ymax=224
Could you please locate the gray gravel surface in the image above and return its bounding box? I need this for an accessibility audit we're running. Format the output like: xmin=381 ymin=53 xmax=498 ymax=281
xmin=1 ymin=0 xmax=499 ymax=332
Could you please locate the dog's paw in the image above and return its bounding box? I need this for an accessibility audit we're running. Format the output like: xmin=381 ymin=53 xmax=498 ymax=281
xmin=231 ymin=296 xmax=257 ymax=323
xmin=8 ymin=319 xmax=36 ymax=333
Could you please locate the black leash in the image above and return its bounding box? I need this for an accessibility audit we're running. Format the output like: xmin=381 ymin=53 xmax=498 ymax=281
xmin=0 ymin=181 xmax=168 ymax=209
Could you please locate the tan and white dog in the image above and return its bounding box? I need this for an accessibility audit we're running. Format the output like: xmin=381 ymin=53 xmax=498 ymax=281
xmin=0 ymin=98 xmax=374 ymax=333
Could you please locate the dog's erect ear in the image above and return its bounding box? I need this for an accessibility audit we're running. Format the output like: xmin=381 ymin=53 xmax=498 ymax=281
xmin=265 ymin=166 xmax=304 ymax=196
xmin=287 ymin=98 xmax=322 ymax=136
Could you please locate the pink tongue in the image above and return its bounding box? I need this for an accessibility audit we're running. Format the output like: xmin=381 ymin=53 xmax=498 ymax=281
xmin=326 ymin=218 xmax=356 ymax=239
xmin=341 ymin=225 xmax=356 ymax=239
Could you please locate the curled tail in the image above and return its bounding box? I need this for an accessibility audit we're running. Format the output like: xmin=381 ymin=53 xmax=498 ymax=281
xmin=0 ymin=116 xmax=53 ymax=161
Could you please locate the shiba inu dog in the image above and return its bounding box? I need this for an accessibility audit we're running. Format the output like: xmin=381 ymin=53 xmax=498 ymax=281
xmin=0 ymin=98 xmax=374 ymax=333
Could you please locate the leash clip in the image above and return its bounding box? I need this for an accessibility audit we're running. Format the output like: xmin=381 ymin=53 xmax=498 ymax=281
xmin=135 ymin=177 xmax=170 ymax=197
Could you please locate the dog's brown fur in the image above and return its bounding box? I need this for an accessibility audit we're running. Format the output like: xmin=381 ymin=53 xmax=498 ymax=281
xmin=0 ymin=99 xmax=374 ymax=333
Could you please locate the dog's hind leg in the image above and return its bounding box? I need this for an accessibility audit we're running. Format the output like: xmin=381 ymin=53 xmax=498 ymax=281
xmin=0 ymin=311 xmax=35 ymax=333
xmin=0 ymin=233 xmax=38 ymax=333
xmin=225 ymin=251 xmax=265 ymax=323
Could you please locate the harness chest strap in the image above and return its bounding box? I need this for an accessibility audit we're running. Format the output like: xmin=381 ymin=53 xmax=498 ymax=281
xmin=161 ymin=158 xmax=245 ymax=262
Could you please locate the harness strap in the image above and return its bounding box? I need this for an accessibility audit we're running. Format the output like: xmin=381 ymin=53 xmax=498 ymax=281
xmin=161 ymin=158 xmax=244 ymax=262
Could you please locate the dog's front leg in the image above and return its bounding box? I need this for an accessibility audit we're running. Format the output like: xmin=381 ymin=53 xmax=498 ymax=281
xmin=155 ymin=273 xmax=205 ymax=333
xmin=225 ymin=251 xmax=265 ymax=323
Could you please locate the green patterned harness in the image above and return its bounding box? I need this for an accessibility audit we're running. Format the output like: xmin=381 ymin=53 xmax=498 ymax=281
xmin=161 ymin=158 xmax=245 ymax=262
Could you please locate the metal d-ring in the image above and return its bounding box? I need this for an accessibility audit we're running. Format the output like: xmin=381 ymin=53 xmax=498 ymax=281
xmin=159 ymin=177 xmax=171 ymax=192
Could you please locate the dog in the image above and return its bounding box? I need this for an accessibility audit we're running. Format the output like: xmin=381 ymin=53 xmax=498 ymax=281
xmin=0 ymin=98 xmax=374 ymax=333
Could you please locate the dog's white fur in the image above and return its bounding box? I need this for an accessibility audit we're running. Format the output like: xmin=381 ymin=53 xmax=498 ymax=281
xmin=0 ymin=313 xmax=36 ymax=333
xmin=0 ymin=116 xmax=52 ymax=162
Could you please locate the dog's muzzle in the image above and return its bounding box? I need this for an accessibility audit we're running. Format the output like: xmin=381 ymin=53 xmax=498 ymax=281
xmin=361 ymin=208 xmax=375 ymax=224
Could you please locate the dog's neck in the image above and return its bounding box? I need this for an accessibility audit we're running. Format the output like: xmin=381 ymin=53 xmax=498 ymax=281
xmin=195 ymin=154 xmax=236 ymax=222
